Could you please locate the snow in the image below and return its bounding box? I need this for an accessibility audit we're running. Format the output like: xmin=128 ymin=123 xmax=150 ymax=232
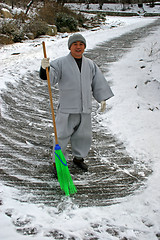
xmin=66 ymin=2 xmax=160 ymax=14
xmin=0 ymin=3 xmax=160 ymax=239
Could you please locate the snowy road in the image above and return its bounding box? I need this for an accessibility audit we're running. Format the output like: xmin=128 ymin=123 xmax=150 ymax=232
xmin=0 ymin=17 xmax=160 ymax=239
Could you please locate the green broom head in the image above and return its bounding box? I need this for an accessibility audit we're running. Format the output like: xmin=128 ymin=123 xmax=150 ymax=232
xmin=54 ymin=144 xmax=77 ymax=196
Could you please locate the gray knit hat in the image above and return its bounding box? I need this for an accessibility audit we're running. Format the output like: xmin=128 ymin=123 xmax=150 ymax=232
xmin=68 ymin=33 xmax=86 ymax=49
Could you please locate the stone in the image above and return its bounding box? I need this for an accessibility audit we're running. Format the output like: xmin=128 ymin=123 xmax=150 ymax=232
xmin=47 ymin=25 xmax=57 ymax=36
xmin=1 ymin=8 xmax=13 ymax=19
xmin=0 ymin=34 xmax=13 ymax=44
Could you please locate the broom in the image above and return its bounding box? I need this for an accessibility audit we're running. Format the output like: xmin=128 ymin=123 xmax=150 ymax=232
xmin=42 ymin=41 xmax=77 ymax=196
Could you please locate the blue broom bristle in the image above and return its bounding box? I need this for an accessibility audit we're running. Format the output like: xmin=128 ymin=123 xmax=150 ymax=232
xmin=54 ymin=144 xmax=77 ymax=196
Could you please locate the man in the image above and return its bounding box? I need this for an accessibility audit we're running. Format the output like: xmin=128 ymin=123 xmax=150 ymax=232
xmin=40 ymin=33 xmax=113 ymax=173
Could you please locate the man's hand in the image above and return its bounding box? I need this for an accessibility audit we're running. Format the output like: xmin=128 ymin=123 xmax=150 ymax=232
xmin=41 ymin=58 xmax=50 ymax=69
xmin=101 ymin=101 xmax=106 ymax=112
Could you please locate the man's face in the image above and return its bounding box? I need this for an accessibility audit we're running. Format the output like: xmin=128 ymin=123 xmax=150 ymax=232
xmin=70 ymin=41 xmax=85 ymax=59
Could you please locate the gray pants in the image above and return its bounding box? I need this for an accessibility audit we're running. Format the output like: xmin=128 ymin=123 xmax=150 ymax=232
xmin=53 ymin=112 xmax=92 ymax=162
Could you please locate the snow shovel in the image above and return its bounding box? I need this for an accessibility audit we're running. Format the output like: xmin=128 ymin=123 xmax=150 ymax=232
xmin=42 ymin=41 xmax=77 ymax=196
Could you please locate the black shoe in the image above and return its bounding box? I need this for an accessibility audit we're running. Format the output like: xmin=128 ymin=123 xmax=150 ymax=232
xmin=53 ymin=162 xmax=58 ymax=179
xmin=73 ymin=157 xmax=88 ymax=171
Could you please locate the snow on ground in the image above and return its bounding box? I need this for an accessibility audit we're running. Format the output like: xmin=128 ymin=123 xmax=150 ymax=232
xmin=98 ymin=24 xmax=160 ymax=239
xmin=103 ymin=31 xmax=160 ymax=161
xmin=66 ymin=2 xmax=160 ymax=14
xmin=0 ymin=10 xmax=160 ymax=240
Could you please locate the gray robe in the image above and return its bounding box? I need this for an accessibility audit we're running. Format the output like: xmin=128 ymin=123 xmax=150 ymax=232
xmin=49 ymin=53 xmax=113 ymax=113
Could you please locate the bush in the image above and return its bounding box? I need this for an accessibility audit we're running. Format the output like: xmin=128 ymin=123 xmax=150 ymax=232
xmin=38 ymin=2 xmax=85 ymax=32
xmin=0 ymin=20 xmax=16 ymax=35
xmin=0 ymin=17 xmax=48 ymax=42
xmin=76 ymin=13 xmax=86 ymax=27
xmin=38 ymin=2 xmax=58 ymax=25
xmin=0 ymin=1 xmax=87 ymax=44
xmin=0 ymin=19 xmax=25 ymax=42
xmin=55 ymin=12 xmax=78 ymax=32
xmin=24 ymin=17 xmax=48 ymax=38
xmin=14 ymin=11 xmax=28 ymax=23
xmin=12 ymin=29 xmax=24 ymax=42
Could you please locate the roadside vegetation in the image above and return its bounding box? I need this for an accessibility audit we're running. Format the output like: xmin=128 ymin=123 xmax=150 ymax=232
xmin=0 ymin=0 xmax=88 ymax=44
xmin=0 ymin=0 xmax=158 ymax=44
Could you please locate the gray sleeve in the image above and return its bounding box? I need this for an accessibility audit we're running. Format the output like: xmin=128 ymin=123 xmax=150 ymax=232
xmin=49 ymin=59 xmax=62 ymax=85
xmin=92 ymin=62 xmax=114 ymax=103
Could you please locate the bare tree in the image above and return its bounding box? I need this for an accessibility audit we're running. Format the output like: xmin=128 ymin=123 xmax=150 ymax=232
xmin=25 ymin=0 xmax=34 ymax=14
xmin=120 ymin=0 xmax=132 ymax=11
xmin=11 ymin=0 xmax=16 ymax=9
xmin=137 ymin=0 xmax=143 ymax=8
xmin=57 ymin=0 xmax=66 ymax=6
xmin=85 ymin=0 xmax=91 ymax=10
xmin=149 ymin=0 xmax=155 ymax=8
xmin=98 ymin=0 xmax=104 ymax=10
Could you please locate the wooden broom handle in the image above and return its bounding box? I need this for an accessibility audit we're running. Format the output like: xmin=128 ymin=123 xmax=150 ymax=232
xmin=42 ymin=41 xmax=58 ymax=145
